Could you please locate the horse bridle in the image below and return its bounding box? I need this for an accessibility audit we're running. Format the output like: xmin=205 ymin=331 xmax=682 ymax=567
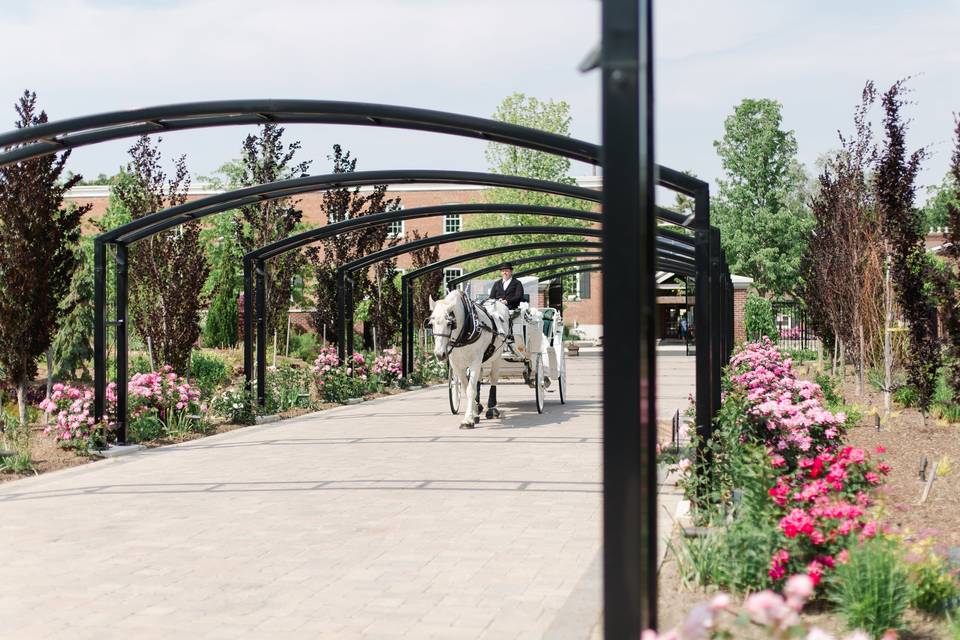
xmin=432 ymin=291 xmax=495 ymax=358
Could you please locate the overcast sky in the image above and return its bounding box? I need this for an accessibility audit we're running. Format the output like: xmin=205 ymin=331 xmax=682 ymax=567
xmin=1 ymin=0 xmax=958 ymax=202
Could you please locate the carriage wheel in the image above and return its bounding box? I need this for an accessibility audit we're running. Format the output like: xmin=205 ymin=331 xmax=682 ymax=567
xmin=447 ymin=365 xmax=461 ymax=415
xmin=534 ymin=355 xmax=545 ymax=414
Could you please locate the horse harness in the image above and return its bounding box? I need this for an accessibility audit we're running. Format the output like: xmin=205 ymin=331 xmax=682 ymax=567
xmin=436 ymin=291 xmax=504 ymax=362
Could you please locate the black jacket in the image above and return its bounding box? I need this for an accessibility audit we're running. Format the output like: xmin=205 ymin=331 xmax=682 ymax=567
xmin=490 ymin=278 xmax=524 ymax=310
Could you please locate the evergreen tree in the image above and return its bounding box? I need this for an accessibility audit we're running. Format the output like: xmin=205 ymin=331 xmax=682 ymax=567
xmin=50 ymin=243 xmax=95 ymax=381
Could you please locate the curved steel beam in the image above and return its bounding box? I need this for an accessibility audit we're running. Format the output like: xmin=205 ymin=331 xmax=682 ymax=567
xmin=105 ymin=171 xmax=602 ymax=244
xmin=521 ymin=265 xmax=602 ymax=283
xmin=404 ymin=243 xmax=600 ymax=285
xmin=0 ymin=100 xmax=599 ymax=167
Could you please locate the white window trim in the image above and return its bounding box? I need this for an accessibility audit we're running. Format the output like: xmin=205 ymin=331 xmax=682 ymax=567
xmin=443 ymin=205 xmax=462 ymax=234
xmin=444 ymin=268 xmax=464 ymax=289
xmin=387 ymin=219 xmax=405 ymax=238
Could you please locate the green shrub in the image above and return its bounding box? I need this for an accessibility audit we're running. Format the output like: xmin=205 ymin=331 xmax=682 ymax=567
xmin=211 ymin=387 xmax=257 ymax=425
xmin=0 ymin=411 xmax=33 ymax=474
xmin=203 ymin=284 xmax=238 ymax=349
xmin=290 ymin=331 xmax=319 ymax=363
xmin=828 ymin=537 xmax=911 ymax=639
xmin=909 ymin=556 xmax=960 ymax=615
xmin=131 ymin=354 xmax=153 ymax=375
xmin=743 ymin=294 xmax=777 ymax=343
xmin=815 ymin=372 xmax=842 ymax=407
xmin=893 ymin=384 xmax=917 ymax=408
xmin=190 ymin=352 xmax=229 ymax=399
xmin=265 ymin=365 xmax=312 ymax=413
xmin=128 ymin=413 xmax=164 ymax=442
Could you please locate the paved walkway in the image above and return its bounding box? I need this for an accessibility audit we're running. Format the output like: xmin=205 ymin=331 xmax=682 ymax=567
xmin=0 ymin=349 xmax=694 ymax=639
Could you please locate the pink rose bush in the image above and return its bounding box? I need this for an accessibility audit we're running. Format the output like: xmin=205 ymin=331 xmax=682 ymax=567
xmin=372 ymin=348 xmax=402 ymax=384
xmin=727 ymin=338 xmax=847 ymax=467
xmin=39 ymin=383 xmax=108 ymax=449
xmin=689 ymin=339 xmax=892 ymax=596
xmin=641 ymin=574 xmax=877 ymax=639
xmin=39 ymin=365 xmax=204 ymax=448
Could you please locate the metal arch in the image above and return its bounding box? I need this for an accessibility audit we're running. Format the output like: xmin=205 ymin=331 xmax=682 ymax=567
xmin=0 ymin=99 xmax=600 ymax=167
xmin=443 ymin=253 xmax=602 ymax=291
xmin=513 ymin=259 xmax=603 ymax=279
xmin=517 ymin=265 xmax=602 ymax=282
xmin=103 ymin=171 xmax=604 ymax=245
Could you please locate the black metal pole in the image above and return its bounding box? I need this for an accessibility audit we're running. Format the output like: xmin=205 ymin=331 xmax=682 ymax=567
xmin=115 ymin=243 xmax=128 ymax=445
xmin=255 ymin=259 xmax=267 ymax=407
xmin=710 ymin=228 xmax=723 ymax=422
xmin=406 ymin=282 xmax=416 ymax=377
xmin=336 ymin=268 xmax=347 ymax=363
xmin=693 ymin=187 xmax=713 ymax=464
xmin=601 ymin=0 xmax=657 ymax=634
xmin=93 ymin=239 xmax=107 ymax=423
xmin=243 ymin=256 xmax=254 ymax=391
xmin=400 ymin=275 xmax=409 ymax=378
xmin=346 ymin=275 xmax=355 ymax=360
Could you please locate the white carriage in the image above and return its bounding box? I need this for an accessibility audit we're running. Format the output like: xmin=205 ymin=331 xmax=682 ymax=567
xmin=447 ymin=277 xmax=567 ymax=416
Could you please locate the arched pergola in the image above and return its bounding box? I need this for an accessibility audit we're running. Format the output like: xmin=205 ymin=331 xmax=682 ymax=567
xmin=0 ymin=3 xmax=736 ymax=629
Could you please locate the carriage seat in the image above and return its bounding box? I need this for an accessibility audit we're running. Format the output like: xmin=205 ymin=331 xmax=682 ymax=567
xmin=540 ymin=308 xmax=556 ymax=337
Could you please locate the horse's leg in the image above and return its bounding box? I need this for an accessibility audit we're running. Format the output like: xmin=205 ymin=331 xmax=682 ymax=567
xmin=486 ymin=348 xmax=502 ymax=419
xmin=460 ymin=356 xmax=479 ymax=429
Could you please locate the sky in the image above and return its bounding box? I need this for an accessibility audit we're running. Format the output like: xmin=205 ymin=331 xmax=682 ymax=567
xmin=1 ymin=0 xmax=958 ymax=203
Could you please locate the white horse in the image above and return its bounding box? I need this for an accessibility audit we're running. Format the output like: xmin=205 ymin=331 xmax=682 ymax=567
xmin=429 ymin=290 xmax=508 ymax=429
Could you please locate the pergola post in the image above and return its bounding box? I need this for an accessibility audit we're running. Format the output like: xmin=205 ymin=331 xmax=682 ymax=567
xmin=694 ymin=191 xmax=713 ymax=464
xmin=93 ymin=239 xmax=107 ymax=424
xmin=346 ymin=274 xmax=355 ymax=360
xmin=243 ymin=256 xmax=254 ymax=392
xmin=601 ymin=0 xmax=657 ymax=633
xmin=709 ymin=228 xmax=723 ymax=421
xmin=400 ymin=275 xmax=410 ymax=377
xmin=114 ymin=243 xmax=129 ymax=445
xmin=336 ymin=268 xmax=347 ymax=363
xmin=255 ymin=259 xmax=267 ymax=407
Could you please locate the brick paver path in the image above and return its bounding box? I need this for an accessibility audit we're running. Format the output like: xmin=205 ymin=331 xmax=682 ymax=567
xmin=0 ymin=349 xmax=694 ymax=639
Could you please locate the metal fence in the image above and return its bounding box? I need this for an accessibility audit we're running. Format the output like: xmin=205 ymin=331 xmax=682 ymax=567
xmin=771 ymin=300 xmax=814 ymax=351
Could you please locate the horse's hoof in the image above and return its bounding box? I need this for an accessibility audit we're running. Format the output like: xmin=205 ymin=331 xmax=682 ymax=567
xmin=473 ymin=416 xmax=480 ymax=425
xmin=459 ymin=422 xmax=475 ymax=430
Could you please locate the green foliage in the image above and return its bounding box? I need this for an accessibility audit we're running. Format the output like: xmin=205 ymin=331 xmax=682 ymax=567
xmin=264 ymin=365 xmax=312 ymax=413
xmin=828 ymin=537 xmax=910 ymax=639
xmin=289 ymin=331 xmax=319 ymax=363
xmin=893 ymin=384 xmax=917 ymax=408
xmin=815 ymin=372 xmax=842 ymax=407
xmin=50 ymin=242 xmax=94 ymax=381
xmin=211 ymin=387 xmax=256 ymax=425
xmin=463 ymin=93 xmax=592 ymax=271
xmin=128 ymin=413 xmax=164 ymax=442
xmin=743 ymin=294 xmax=777 ymax=342
xmin=190 ymin=352 xmax=228 ymax=399
xmin=713 ymin=98 xmax=812 ymax=297
xmin=922 ymin=173 xmax=960 ymax=231
xmin=909 ymin=556 xmax=960 ymax=615
xmin=201 ymin=212 xmax=241 ymax=349
xmin=0 ymin=411 xmax=33 ymax=474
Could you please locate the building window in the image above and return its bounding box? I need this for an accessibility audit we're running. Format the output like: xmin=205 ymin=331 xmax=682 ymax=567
xmin=443 ymin=213 xmax=462 ymax=234
xmin=386 ymin=219 xmax=404 ymax=238
xmin=444 ymin=268 xmax=463 ymax=290
xmin=577 ymin=272 xmax=592 ymax=299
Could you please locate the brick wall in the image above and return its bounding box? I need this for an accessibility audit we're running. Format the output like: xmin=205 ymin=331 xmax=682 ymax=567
xmin=734 ymin=288 xmax=749 ymax=344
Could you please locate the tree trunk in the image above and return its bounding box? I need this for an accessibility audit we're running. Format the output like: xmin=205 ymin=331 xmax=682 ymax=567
xmin=839 ymin=339 xmax=845 ymax=380
xmin=884 ymin=257 xmax=893 ymax=416
xmin=17 ymin=377 xmax=28 ymax=427
xmin=857 ymin=323 xmax=865 ymax=396
xmin=45 ymin=349 xmax=53 ymax=426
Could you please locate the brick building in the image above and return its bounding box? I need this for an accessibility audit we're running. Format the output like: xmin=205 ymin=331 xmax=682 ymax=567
xmin=65 ymin=176 xmax=753 ymax=343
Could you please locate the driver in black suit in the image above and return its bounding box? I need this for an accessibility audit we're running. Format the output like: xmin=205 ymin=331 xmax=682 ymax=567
xmin=490 ymin=264 xmax=524 ymax=310
xmin=489 ymin=264 xmax=524 ymax=341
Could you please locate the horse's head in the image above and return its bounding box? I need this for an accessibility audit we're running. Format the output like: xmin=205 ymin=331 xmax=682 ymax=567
xmin=428 ymin=290 xmax=463 ymax=362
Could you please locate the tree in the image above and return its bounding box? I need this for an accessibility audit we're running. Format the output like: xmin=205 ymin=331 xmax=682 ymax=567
xmin=800 ymin=83 xmax=885 ymax=392
xmin=307 ymin=145 xmax=401 ymax=347
xmin=0 ymin=91 xmax=89 ymax=424
xmin=233 ymin=125 xmax=311 ymax=343
xmin=713 ymin=98 xmax=813 ymax=297
xmin=920 ymin=173 xmax=960 ymax=231
xmin=113 ymin=136 xmax=208 ymax=373
xmin=408 ymin=230 xmax=443 ymax=326
xmin=464 ymin=93 xmax=592 ymax=272
xmin=202 ymin=213 xmax=242 ymax=348
xmin=875 ymin=80 xmax=937 ymax=418
xmin=50 ymin=242 xmax=95 ymax=381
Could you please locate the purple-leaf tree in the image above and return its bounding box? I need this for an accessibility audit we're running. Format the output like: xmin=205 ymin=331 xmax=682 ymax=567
xmin=875 ymin=80 xmax=938 ymax=419
xmin=0 ymin=91 xmax=90 ymax=425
